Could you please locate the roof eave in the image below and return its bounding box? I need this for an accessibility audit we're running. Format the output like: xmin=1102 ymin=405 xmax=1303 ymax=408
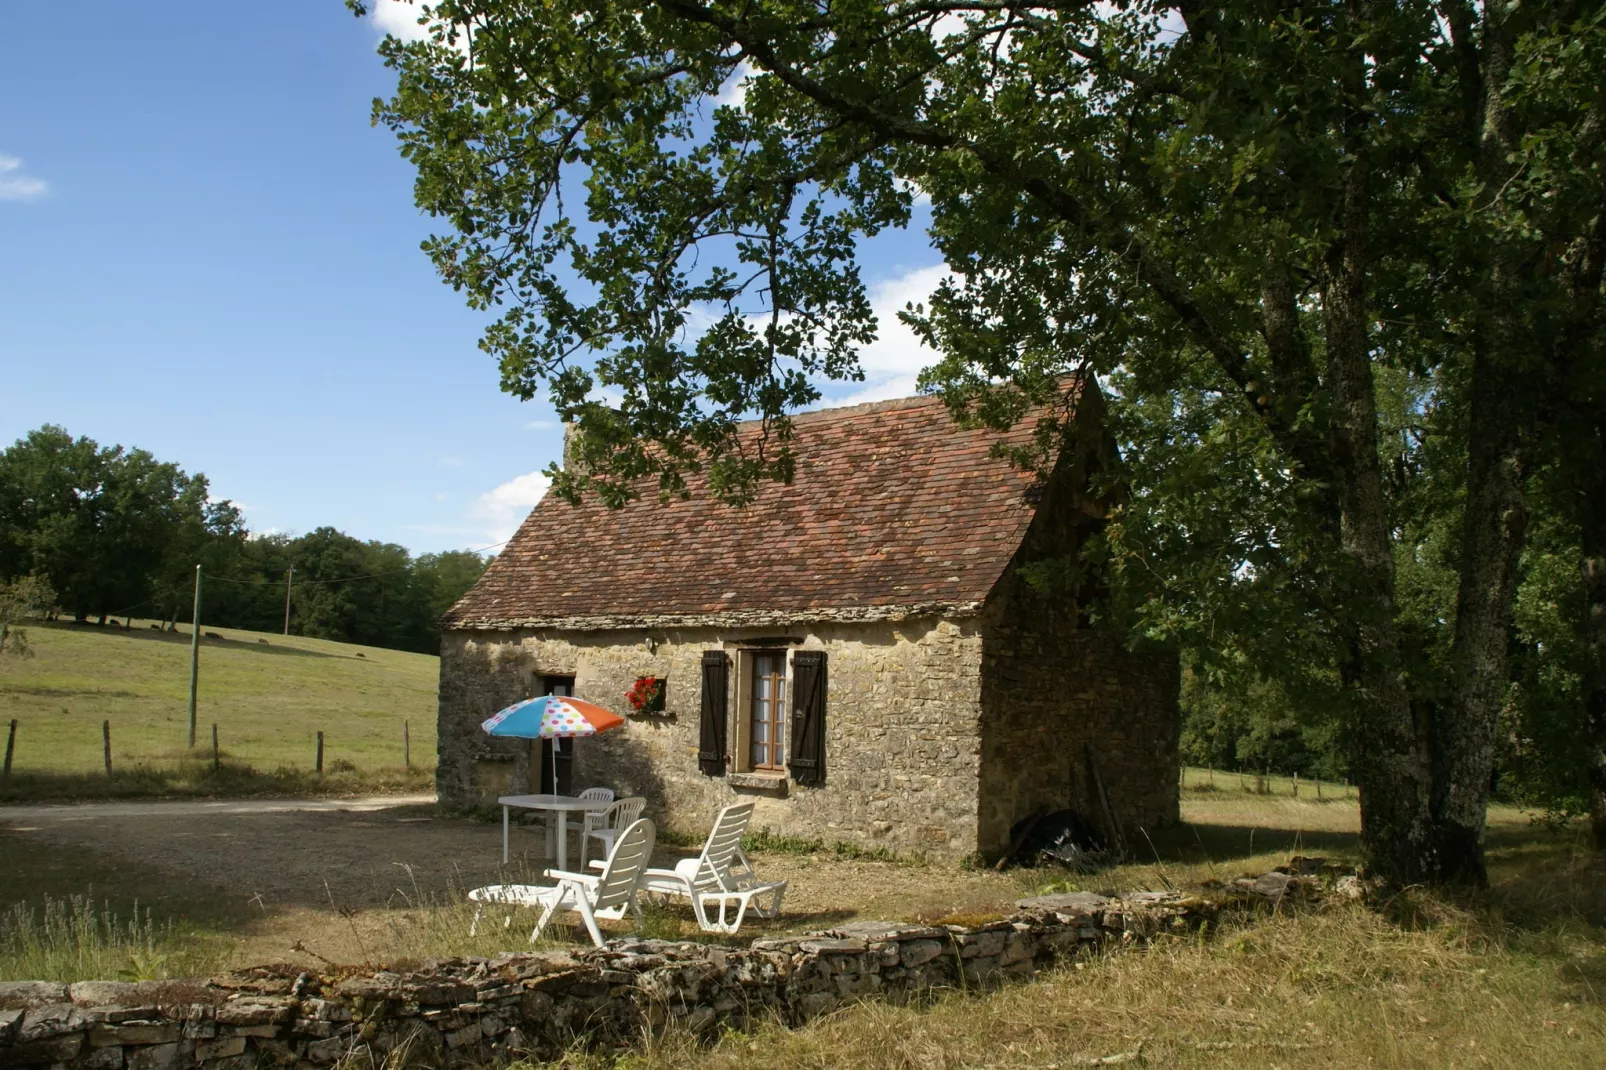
xmin=442 ymin=600 xmax=987 ymax=634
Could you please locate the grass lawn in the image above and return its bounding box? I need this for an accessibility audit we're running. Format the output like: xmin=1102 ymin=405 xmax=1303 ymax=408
xmin=0 ymin=618 xmax=436 ymax=799
xmin=4 ymin=779 xmax=1603 ymax=1066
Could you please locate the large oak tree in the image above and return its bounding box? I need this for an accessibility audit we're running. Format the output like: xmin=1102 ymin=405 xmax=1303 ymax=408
xmin=360 ymin=0 xmax=1606 ymax=885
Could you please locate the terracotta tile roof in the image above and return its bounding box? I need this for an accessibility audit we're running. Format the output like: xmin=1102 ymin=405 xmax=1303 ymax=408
xmin=445 ymin=392 xmax=1049 ymax=630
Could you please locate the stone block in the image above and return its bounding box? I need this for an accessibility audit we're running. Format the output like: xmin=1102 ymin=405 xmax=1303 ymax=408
xmin=0 ymin=1007 xmax=22 ymax=1043
xmin=193 ymin=1035 xmax=247 ymax=1060
xmin=4 ymin=1033 xmax=85 ymax=1065
xmin=1014 ymin=891 xmax=1112 ymax=918
xmin=80 ymin=1043 xmax=126 ymax=1069
xmin=299 ymin=998 xmax=352 ymax=1022
xmin=215 ymin=998 xmax=294 ymax=1026
xmin=955 ymin=931 xmax=1005 ymax=959
xmin=898 ymin=939 xmax=945 ymax=968
xmin=304 ymin=1035 xmax=353 ymax=1064
xmin=221 ymin=1024 xmax=279 ymax=1038
xmin=90 ymin=1022 xmax=180 ymax=1047
xmin=125 ymin=1041 xmax=179 ymax=1070
xmin=444 ymin=1023 xmax=483 ymax=1049
xmin=0 ymin=982 xmax=69 ymax=1009
xmin=18 ymin=1001 xmax=83 ymax=1042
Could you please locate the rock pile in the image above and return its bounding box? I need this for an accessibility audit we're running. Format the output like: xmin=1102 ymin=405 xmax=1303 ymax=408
xmin=0 ymin=869 xmax=1344 ymax=1069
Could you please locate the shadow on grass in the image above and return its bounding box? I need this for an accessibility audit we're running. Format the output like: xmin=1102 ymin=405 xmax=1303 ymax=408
xmin=1140 ymin=821 xmax=1361 ymax=868
xmin=0 ymin=761 xmax=433 ymax=804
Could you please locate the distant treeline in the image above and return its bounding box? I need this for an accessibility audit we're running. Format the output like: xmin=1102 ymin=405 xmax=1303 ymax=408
xmin=0 ymin=425 xmax=487 ymax=654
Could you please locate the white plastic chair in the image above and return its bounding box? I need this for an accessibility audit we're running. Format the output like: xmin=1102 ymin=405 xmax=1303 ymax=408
xmin=469 ymin=817 xmax=655 ymax=948
xmin=550 ymin=786 xmax=614 ymax=854
xmin=581 ymin=796 xmax=646 ymax=868
xmin=642 ymin=801 xmax=787 ymax=934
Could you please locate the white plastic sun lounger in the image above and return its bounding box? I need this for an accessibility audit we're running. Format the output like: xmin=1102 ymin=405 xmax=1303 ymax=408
xmin=468 ymin=817 xmax=655 ymax=948
xmin=642 ymin=801 xmax=786 ymax=934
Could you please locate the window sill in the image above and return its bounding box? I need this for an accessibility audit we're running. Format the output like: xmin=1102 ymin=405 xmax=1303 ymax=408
xmin=727 ymin=771 xmax=789 ymax=795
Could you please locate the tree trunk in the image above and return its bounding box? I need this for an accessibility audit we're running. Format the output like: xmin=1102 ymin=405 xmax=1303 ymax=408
xmin=1434 ymin=339 xmax=1528 ymax=884
xmin=1321 ymin=143 xmax=1436 ymax=886
xmin=1572 ymin=413 xmax=1606 ymax=849
xmin=1429 ymin=0 xmax=1536 ymax=884
xmin=1585 ymin=531 xmax=1606 ymax=850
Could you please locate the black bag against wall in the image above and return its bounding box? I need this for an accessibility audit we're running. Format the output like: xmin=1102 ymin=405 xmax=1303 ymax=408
xmin=698 ymin=650 xmax=729 ymax=776
xmin=789 ymin=650 xmax=827 ymax=785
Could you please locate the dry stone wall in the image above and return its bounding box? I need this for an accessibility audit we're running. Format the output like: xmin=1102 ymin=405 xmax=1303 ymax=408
xmin=1 ymin=874 xmax=1332 ymax=1070
xmin=437 ymin=618 xmax=987 ymax=858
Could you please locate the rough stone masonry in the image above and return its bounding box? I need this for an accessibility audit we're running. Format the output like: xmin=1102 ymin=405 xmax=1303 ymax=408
xmin=0 ymin=868 xmax=1337 ymax=1070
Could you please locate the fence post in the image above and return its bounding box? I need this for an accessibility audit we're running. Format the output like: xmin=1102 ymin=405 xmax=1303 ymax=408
xmin=316 ymin=731 xmax=324 ymax=775
xmin=404 ymin=720 xmax=411 ymax=769
xmin=3 ymin=719 xmax=15 ymax=784
xmin=212 ymin=723 xmax=220 ymax=772
xmin=1316 ymin=778 xmax=1322 ymax=800
xmin=103 ymin=720 xmax=112 ymax=777
xmin=1292 ymin=772 xmax=1299 ymax=797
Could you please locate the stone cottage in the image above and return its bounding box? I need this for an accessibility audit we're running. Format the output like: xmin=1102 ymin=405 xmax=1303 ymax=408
xmin=437 ymin=386 xmax=1179 ymax=860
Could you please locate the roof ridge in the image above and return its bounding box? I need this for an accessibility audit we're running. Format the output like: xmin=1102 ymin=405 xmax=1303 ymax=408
xmin=734 ymin=391 xmax=945 ymax=431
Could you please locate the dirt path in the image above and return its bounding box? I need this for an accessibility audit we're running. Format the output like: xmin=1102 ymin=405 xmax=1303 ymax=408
xmin=0 ymin=794 xmax=437 ymax=821
xmin=1 ymin=795 xmax=1030 ymax=936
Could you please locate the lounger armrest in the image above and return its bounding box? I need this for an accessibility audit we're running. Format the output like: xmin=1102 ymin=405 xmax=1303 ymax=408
xmin=642 ymin=868 xmax=696 ymax=894
xmin=542 ymin=868 xmax=599 ymax=886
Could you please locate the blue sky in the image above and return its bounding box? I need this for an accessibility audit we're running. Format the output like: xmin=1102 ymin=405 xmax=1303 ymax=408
xmin=0 ymin=1 xmax=945 ymax=553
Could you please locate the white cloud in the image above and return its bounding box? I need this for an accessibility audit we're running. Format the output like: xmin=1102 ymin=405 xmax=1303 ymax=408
xmin=369 ymin=0 xmax=435 ymax=42
xmin=524 ymin=418 xmax=561 ymax=431
xmin=470 ymin=470 xmax=552 ymax=544
xmin=436 ymin=454 xmax=464 ymax=468
xmin=715 ymin=60 xmax=756 ymax=109
xmin=857 ymin=263 xmax=950 ymax=378
xmin=0 ymin=153 xmax=47 ymax=201
xmin=368 ymin=0 xmax=472 ymax=52
xmin=816 ymin=262 xmax=950 ymax=408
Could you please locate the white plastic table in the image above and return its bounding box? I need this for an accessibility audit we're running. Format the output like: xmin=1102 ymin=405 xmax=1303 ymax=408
xmin=498 ymin=793 xmax=612 ymax=866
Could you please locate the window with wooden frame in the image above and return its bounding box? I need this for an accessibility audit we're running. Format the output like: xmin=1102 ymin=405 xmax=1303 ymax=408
xmin=748 ymin=651 xmax=788 ymax=771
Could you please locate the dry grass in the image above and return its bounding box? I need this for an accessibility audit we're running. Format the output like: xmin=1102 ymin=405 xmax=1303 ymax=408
xmin=6 ymin=776 xmax=1604 ymax=1067
xmin=0 ymin=618 xmax=436 ymax=799
xmin=545 ymin=892 xmax=1605 ymax=1070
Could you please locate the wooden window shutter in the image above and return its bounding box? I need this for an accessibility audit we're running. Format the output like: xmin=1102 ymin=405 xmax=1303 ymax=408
xmin=698 ymin=650 xmax=729 ymax=777
xmin=789 ymin=650 xmax=827 ymax=785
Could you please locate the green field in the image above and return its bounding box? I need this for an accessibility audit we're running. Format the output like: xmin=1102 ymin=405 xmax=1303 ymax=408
xmin=0 ymin=619 xmax=436 ymax=797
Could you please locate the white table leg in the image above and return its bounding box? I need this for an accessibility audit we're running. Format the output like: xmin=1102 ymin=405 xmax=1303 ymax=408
xmin=556 ymin=812 xmax=568 ymax=870
xmin=503 ymin=805 xmax=510 ymax=865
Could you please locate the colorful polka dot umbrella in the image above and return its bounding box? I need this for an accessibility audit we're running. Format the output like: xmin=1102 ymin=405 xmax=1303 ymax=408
xmin=481 ymin=695 xmax=625 ymax=741
xmin=482 ymin=695 xmax=626 ymax=793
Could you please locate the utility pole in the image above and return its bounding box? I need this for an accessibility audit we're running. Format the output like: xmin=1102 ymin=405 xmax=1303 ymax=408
xmin=188 ymin=563 xmax=201 ymax=748
xmin=282 ymin=565 xmax=294 ymax=636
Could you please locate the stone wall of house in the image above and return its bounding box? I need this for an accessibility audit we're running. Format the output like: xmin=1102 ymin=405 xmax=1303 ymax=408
xmin=973 ymin=386 xmax=1182 ymax=859
xmin=977 ymin=620 xmax=1181 ymax=858
xmin=437 ymin=616 xmax=987 ymax=857
xmin=4 ymin=879 xmax=1332 ymax=1070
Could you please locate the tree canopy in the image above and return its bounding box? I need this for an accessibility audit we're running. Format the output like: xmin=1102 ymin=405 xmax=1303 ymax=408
xmin=0 ymin=426 xmax=490 ymax=655
xmin=364 ymin=0 xmax=1606 ymax=884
